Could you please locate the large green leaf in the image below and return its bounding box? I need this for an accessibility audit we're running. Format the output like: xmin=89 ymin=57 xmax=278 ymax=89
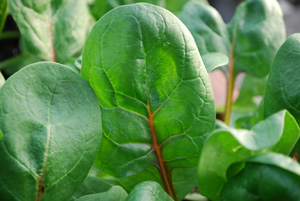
xmin=228 ymin=0 xmax=285 ymax=77
xmin=0 ymin=0 xmax=7 ymax=35
xmin=8 ymin=0 xmax=92 ymax=63
xmin=75 ymin=186 xmax=128 ymax=201
xmin=264 ymin=34 xmax=300 ymax=126
xmin=198 ymin=110 xmax=300 ymax=201
xmin=81 ymin=3 xmax=215 ymax=199
xmin=125 ymin=181 xmax=174 ymax=201
xmin=0 ymin=62 xmax=102 ymax=201
xmin=220 ymin=153 xmax=300 ymax=201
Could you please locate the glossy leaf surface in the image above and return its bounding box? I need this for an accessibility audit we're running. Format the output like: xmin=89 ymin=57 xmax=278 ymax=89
xmin=8 ymin=0 xmax=92 ymax=62
xmin=198 ymin=110 xmax=300 ymax=201
xmin=220 ymin=153 xmax=300 ymax=201
xmin=0 ymin=62 xmax=102 ymax=201
xmin=228 ymin=0 xmax=285 ymax=77
xmin=81 ymin=3 xmax=215 ymax=198
xmin=179 ymin=1 xmax=230 ymax=71
xmin=75 ymin=186 xmax=128 ymax=201
xmin=264 ymin=34 xmax=300 ymax=126
xmin=125 ymin=181 xmax=174 ymax=201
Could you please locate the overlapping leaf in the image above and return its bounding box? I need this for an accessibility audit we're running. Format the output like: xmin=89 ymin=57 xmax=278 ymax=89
xmin=179 ymin=1 xmax=230 ymax=71
xmin=81 ymin=3 xmax=215 ymax=199
xmin=8 ymin=0 xmax=92 ymax=63
xmin=228 ymin=0 xmax=285 ymax=77
xmin=264 ymin=34 xmax=300 ymax=126
xmin=75 ymin=186 xmax=128 ymax=201
xmin=198 ymin=110 xmax=300 ymax=201
xmin=220 ymin=153 xmax=300 ymax=201
xmin=0 ymin=62 xmax=102 ymax=201
xmin=0 ymin=0 xmax=7 ymax=35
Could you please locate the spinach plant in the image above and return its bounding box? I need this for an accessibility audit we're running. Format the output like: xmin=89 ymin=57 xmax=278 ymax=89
xmin=0 ymin=1 xmax=300 ymax=201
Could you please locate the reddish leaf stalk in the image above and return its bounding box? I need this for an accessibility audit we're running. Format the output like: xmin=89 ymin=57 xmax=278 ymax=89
xmin=147 ymin=105 xmax=178 ymax=201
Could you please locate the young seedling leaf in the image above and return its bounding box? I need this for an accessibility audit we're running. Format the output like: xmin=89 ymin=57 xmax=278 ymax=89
xmin=69 ymin=176 xmax=114 ymax=201
xmin=81 ymin=3 xmax=215 ymax=199
xmin=7 ymin=0 xmax=92 ymax=63
xmin=125 ymin=181 xmax=174 ymax=201
xmin=0 ymin=62 xmax=102 ymax=201
xmin=198 ymin=110 xmax=300 ymax=201
xmin=75 ymin=186 xmax=128 ymax=201
xmin=264 ymin=34 xmax=300 ymax=126
xmin=220 ymin=153 xmax=300 ymax=201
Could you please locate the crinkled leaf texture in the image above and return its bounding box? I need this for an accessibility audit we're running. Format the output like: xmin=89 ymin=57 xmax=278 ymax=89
xmin=75 ymin=186 xmax=128 ymax=201
xmin=228 ymin=0 xmax=285 ymax=77
xmin=81 ymin=2 xmax=215 ymax=198
xmin=264 ymin=34 xmax=300 ymax=126
xmin=8 ymin=0 xmax=92 ymax=62
xmin=0 ymin=62 xmax=102 ymax=201
xmin=125 ymin=181 xmax=173 ymax=201
xmin=198 ymin=110 xmax=300 ymax=201
xmin=220 ymin=153 xmax=300 ymax=201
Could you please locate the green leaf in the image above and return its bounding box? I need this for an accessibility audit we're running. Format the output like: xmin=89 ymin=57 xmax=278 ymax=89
xmin=0 ymin=62 xmax=102 ymax=201
xmin=96 ymin=166 xmax=197 ymax=201
xmin=231 ymin=74 xmax=267 ymax=127
xmin=179 ymin=1 xmax=230 ymax=71
xmin=69 ymin=176 xmax=114 ymax=201
xmin=198 ymin=110 xmax=300 ymax=201
xmin=228 ymin=0 xmax=285 ymax=77
xmin=0 ymin=0 xmax=7 ymax=35
xmin=202 ymin=53 xmax=229 ymax=72
xmin=220 ymin=153 xmax=300 ymax=201
xmin=125 ymin=181 xmax=174 ymax=201
xmin=0 ymin=53 xmax=41 ymax=76
xmin=166 ymin=0 xmax=208 ymax=14
xmin=0 ymin=72 xmax=5 ymax=88
xmin=264 ymin=34 xmax=300 ymax=126
xmin=81 ymin=3 xmax=215 ymax=199
xmin=75 ymin=186 xmax=128 ymax=201
xmin=92 ymin=0 xmax=165 ymax=20
xmin=7 ymin=0 xmax=92 ymax=63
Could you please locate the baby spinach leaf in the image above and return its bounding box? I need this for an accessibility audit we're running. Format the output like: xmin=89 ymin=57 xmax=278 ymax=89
xmin=8 ymin=0 xmax=92 ymax=63
xmin=264 ymin=34 xmax=300 ymax=126
xmin=69 ymin=176 xmax=114 ymax=201
xmin=0 ymin=62 xmax=102 ymax=201
xmin=0 ymin=72 xmax=5 ymax=88
xmin=0 ymin=0 xmax=7 ymax=35
xmin=198 ymin=110 xmax=300 ymax=201
xmin=220 ymin=153 xmax=300 ymax=201
xmin=81 ymin=3 xmax=215 ymax=199
xmin=228 ymin=0 xmax=285 ymax=77
xmin=179 ymin=1 xmax=230 ymax=71
xmin=166 ymin=0 xmax=208 ymax=14
xmin=125 ymin=181 xmax=174 ymax=201
xmin=201 ymin=53 xmax=229 ymax=72
xmin=75 ymin=186 xmax=128 ymax=201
